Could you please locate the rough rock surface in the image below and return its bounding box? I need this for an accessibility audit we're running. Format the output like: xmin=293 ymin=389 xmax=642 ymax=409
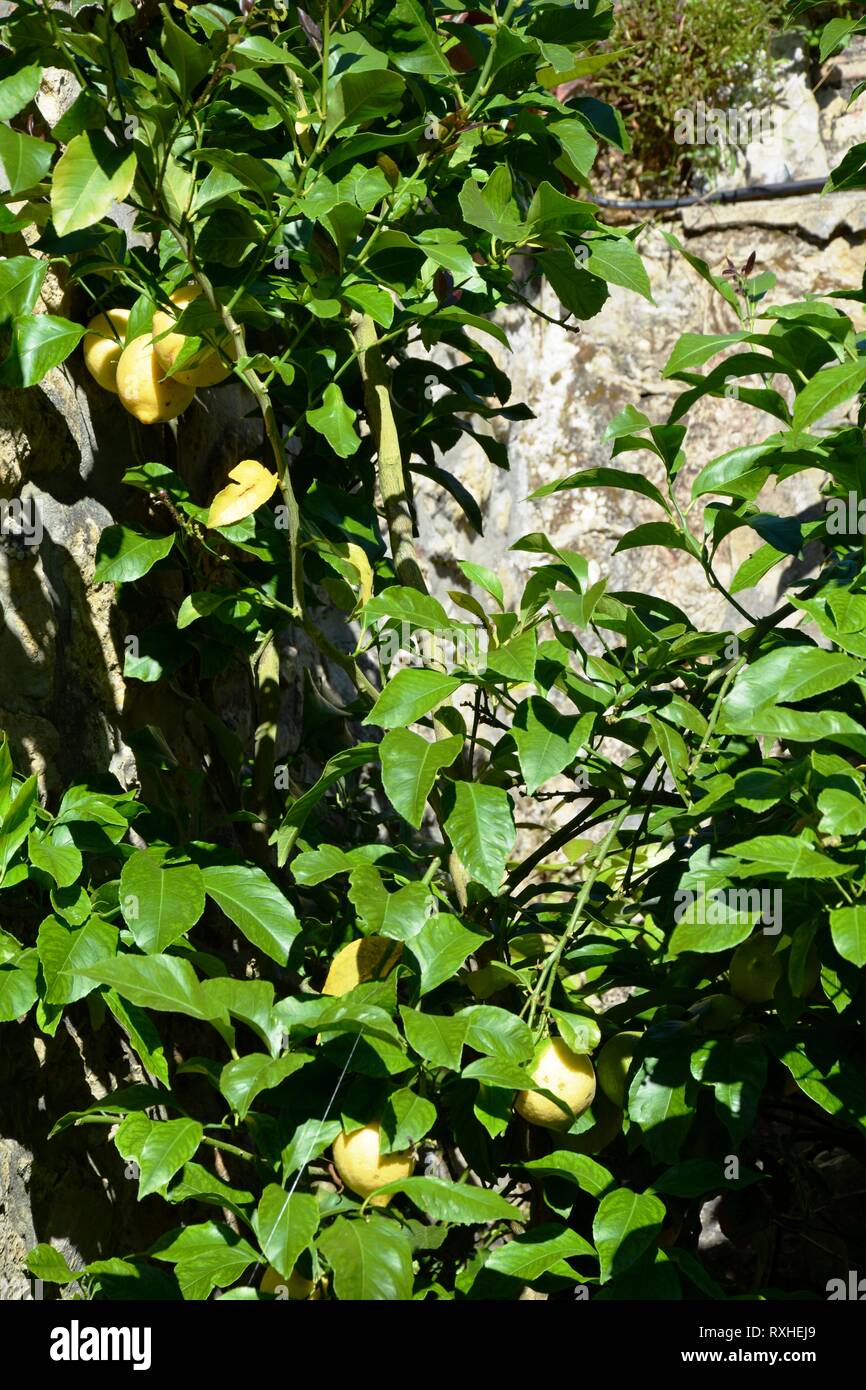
xmin=416 ymin=58 xmax=866 ymax=634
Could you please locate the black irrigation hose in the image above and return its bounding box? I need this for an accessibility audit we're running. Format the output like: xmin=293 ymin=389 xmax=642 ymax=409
xmin=594 ymin=177 xmax=828 ymax=211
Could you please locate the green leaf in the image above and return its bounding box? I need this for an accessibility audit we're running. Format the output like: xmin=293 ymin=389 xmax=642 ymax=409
xmin=0 ymin=951 xmax=39 ymax=1022
xmin=93 ymin=526 xmax=175 ymax=584
xmin=522 ymin=1151 xmax=613 ymax=1197
xmin=27 ymin=828 xmax=82 ymax=887
xmin=727 ymin=835 xmax=850 ymax=879
xmin=593 ymin=1189 xmax=665 ymax=1283
xmin=381 ymin=1087 xmax=437 ymax=1149
xmin=459 ymin=1003 xmax=534 ymax=1062
xmin=348 ymin=866 xmax=431 ymax=942
xmin=512 ymin=698 xmax=593 ymax=795
xmin=614 ymin=521 xmax=698 ymax=557
xmin=408 ymin=913 xmax=486 ymax=995
xmin=0 ymin=64 xmax=42 ymax=121
xmin=830 ymin=905 xmax=866 ymax=968
xmin=485 ymin=1223 xmax=595 ymax=1280
xmin=203 ymin=863 xmax=300 ymax=965
xmin=79 ymin=955 xmax=226 ymax=1023
xmin=458 ymin=560 xmax=504 ymax=608
xmin=0 ymin=314 xmax=86 ymax=388
xmin=692 ymin=1037 xmax=767 ymax=1144
xmin=51 ymin=131 xmax=137 ymax=237
xmin=318 ymin=1215 xmax=414 ymax=1300
xmin=363 ymin=586 xmax=451 ymax=632
xmin=399 ymin=1007 xmax=468 ymax=1070
xmin=628 ymin=1055 xmax=694 ymax=1162
xmin=550 ymin=1010 xmax=602 ymax=1056
xmin=0 ymin=256 xmax=47 ymax=319
xmin=152 ymin=1221 xmax=259 ymax=1300
xmin=587 ymin=236 xmax=652 ymax=301
xmin=790 ymin=357 xmax=866 ymax=438
xmin=161 ymin=9 xmax=211 ymax=98
xmin=663 ymin=332 xmax=749 ymax=377
xmin=530 ymin=465 xmax=669 ymax=511
xmin=458 ymin=167 xmax=524 ymax=241
xmin=364 ymin=670 xmax=462 ymax=730
xmin=105 ymin=990 xmax=170 ymax=1087
xmin=482 ymin=629 xmax=537 ymax=683
xmin=220 ymin=1052 xmax=312 ymax=1121
xmin=115 ymin=1114 xmax=204 ymax=1198
xmin=252 ymin=1187 xmax=319 ymax=1281
xmin=37 ymin=914 xmax=117 ymax=1006
xmin=380 ymin=728 xmax=462 ymax=826
xmin=444 ymin=783 xmax=514 ymax=894
xmin=306 ymin=383 xmax=361 ymax=457
xmin=0 ymin=775 xmax=38 ymax=884
xmin=324 ymin=69 xmax=406 ymax=139
xmin=374 ymin=1176 xmax=521 ymax=1225
xmin=721 ymin=648 xmax=861 ymax=722
xmin=0 ymin=125 xmax=54 ymax=196
xmin=120 ymin=851 xmax=205 ymax=953
xmin=818 ymin=788 xmax=866 ymax=837
xmin=282 ymin=1118 xmax=343 ymax=1177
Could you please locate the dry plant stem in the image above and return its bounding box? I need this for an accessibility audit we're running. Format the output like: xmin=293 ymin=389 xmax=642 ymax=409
xmin=350 ymin=311 xmax=469 ymax=909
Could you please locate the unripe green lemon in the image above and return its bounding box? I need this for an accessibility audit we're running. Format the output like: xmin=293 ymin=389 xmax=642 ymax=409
xmin=116 ymin=335 xmax=195 ymax=424
xmin=729 ymin=934 xmax=783 ymax=1003
xmin=596 ymin=1031 xmax=641 ymax=1108
xmin=83 ymin=308 xmax=130 ymax=393
xmin=515 ymin=1037 xmax=596 ymax=1131
xmin=152 ymin=284 xmax=235 ymax=387
xmin=687 ymin=993 xmax=744 ymax=1033
xmin=557 ymin=1091 xmax=622 ymax=1155
xmin=260 ymin=1264 xmax=315 ymax=1299
xmin=332 ymin=1120 xmax=415 ymax=1206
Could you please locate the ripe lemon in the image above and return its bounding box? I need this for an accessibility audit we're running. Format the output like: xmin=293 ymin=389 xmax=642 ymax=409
xmin=83 ymin=308 xmax=130 ymax=393
xmin=322 ymin=936 xmax=402 ymax=996
xmin=116 ymin=335 xmax=195 ymax=424
xmin=729 ymin=934 xmax=782 ymax=1003
xmin=515 ymin=1037 xmax=596 ymax=1131
xmin=596 ymin=1031 xmax=641 ymax=1108
xmin=152 ymin=284 xmax=235 ymax=387
xmin=260 ymin=1264 xmax=315 ymax=1299
xmin=332 ymin=1120 xmax=415 ymax=1206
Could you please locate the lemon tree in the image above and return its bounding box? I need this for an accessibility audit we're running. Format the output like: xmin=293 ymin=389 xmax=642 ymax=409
xmin=1 ymin=0 xmax=866 ymax=1304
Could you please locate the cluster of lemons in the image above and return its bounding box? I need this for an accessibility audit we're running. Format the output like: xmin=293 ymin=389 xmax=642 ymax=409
xmin=257 ymin=922 xmax=809 ymax=1294
xmin=82 ymin=286 xmax=235 ymax=424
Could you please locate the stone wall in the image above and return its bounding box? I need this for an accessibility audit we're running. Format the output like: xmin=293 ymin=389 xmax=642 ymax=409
xmin=416 ymin=43 xmax=866 ymax=630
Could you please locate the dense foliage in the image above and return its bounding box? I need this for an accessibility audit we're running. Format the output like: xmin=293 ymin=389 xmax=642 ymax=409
xmin=1 ymin=0 xmax=866 ymax=1301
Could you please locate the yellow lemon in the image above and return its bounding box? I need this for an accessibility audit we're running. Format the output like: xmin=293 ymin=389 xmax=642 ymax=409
xmin=515 ymin=1037 xmax=596 ymax=1131
xmin=116 ymin=335 xmax=195 ymax=424
xmin=322 ymin=936 xmax=402 ymax=996
xmin=596 ymin=1031 xmax=641 ymax=1108
xmin=729 ymin=934 xmax=783 ymax=1003
xmin=259 ymin=1264 xmax=315 ymax=1299
xmin=332 ymin=1120 xmax=415 ymax=1206
xmin=152 ymin=284 xmax=235 ymax=387
xmin=82 ymin=308 xmax=130 ymax=393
